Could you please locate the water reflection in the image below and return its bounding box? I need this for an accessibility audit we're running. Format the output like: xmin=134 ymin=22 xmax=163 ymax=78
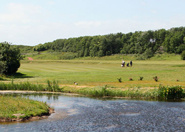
xmin=1 ymin=93 xmax=185 ymax=132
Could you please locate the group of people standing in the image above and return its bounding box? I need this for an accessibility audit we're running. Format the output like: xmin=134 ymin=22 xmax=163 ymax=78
xmin=121 ymin=59 xmax=132 ymax=67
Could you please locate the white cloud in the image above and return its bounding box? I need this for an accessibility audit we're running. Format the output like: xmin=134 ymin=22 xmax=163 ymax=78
xmin=0 ymin=3 xmax=42 ymax=24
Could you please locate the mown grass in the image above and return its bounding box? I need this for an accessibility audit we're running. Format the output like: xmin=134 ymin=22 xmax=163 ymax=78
xmin=13 ymin=58 xmax=185 ymax=88
xmin=0 ymin=95 xmax=50 ymax=120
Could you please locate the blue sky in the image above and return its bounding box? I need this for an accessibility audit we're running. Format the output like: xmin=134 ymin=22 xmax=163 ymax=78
xmin=0 ymin=0 xmax=185 ymax=46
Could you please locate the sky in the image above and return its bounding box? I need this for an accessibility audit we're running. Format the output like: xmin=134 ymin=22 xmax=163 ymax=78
xmin=1 ymin=0 xmax=185 ymax=46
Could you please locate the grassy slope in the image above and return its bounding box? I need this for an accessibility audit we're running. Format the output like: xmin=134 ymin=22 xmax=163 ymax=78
xmin=12 ymin=54 xmax=185 ymax=89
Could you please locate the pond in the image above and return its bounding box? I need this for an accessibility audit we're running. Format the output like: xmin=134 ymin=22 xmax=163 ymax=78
xmin=0 ymin=93 xmax=185 ymax=132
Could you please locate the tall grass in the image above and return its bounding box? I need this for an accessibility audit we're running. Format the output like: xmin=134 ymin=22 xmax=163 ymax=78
xmin=0 ymin=80 xmax=184 ymax=100
xmin=77 ymin=85 xmax=160 ymax=99
xmin=46 ymin=80 xmax=61 ymax=92
xmin=0 ymin=80 xmax=63 ymax=92
xmin=73 ymin=85 xmax=184 ymax=100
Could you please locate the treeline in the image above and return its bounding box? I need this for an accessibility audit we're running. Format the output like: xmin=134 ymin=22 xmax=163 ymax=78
xmin=33 ymin=27 xmax=185 ymax=59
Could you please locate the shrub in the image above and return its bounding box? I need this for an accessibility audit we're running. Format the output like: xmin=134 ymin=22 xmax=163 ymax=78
xmin=158 ymin=85 xmax=183 ymax=100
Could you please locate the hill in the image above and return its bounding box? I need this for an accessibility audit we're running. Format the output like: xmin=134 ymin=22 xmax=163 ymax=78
xmin=14 ymin=26 xmax=185 ymax=60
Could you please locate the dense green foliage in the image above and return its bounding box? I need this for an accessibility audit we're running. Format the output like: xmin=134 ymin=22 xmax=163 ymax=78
xmin=14 ymin=45 xmax=34 ymax=54
xmin=0 ymin=42 xmax=23 ymax=75
xmin=32 ymin=27 xmax=185 ymax=59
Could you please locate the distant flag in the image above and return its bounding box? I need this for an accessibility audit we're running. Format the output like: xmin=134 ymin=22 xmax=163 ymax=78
xmin=28 ymin=57 xmax=33 ymax=60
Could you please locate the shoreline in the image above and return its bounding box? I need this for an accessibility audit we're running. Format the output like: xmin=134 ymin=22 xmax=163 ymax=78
xmin=0 ymin=107 xmax=54 ymax=123
xmin=0 ymin=90 xmax=80 ymax=96
xmin=0 ymin=92 xmax=56 ymax=123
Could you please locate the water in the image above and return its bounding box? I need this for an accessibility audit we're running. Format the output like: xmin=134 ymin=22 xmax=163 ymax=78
xmin=1 ymin=94 xmax=185 ymax=132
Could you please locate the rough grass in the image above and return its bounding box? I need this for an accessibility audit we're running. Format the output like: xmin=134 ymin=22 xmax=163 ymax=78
xmin=24 ymin=52 xmax=181 ymax=61
xmin=0 ymin=96 xmax=49 ymax=119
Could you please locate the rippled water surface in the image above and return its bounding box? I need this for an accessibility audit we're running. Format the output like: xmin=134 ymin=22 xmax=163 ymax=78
xmin=1 ymin=94 xmax=185 ymax=132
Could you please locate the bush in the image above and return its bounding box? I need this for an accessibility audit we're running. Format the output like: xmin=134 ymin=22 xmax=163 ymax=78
xmin=158 ymin=85 xmax=183 ymax=100
xmin=181 ymin=50 xmax=185 ymax=60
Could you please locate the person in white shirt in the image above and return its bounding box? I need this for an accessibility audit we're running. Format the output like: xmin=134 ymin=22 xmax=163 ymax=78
xmin=121 ymin=59 xmax=125 ymax=67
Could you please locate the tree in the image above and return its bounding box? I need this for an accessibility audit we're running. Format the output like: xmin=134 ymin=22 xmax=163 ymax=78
xmin=33 ymin=44 xmax=46 ymax=52
xmin=0 ymin=42 xmax=24 ymax=75
xmin=181 ymin=50 xmax=185 ymax=60
xmin=0 ymin=55 xmax=6 ymax=74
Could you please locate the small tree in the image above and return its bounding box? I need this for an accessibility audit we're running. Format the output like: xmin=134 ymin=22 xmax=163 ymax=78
xmin=0 ymin=42 xmax=24 ymax=75
xmin=181 ymin=50 xmax=185 ymax=60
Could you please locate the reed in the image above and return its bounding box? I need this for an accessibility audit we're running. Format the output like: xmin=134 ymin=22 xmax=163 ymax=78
xmin=0 ymin=80 xmax=62 ymax=92
xmin=77 ymin=85 xmax=160 ymax=99
xmin=46 ymin=80 xmax=61 ymax=92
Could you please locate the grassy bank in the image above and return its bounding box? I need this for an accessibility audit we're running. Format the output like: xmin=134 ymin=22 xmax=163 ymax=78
xmin=0 ymin=81 xmax=184 ymax=100
xmin=0 ymin=96 xmax=52 ymax=122
xmin=0 ymin=80 xmax=62 ymax=92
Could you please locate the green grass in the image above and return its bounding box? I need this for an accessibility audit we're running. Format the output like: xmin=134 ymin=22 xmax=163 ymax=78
xmin=24 ymin=51 xmax=78 ymax=60
xmin=76 ymin=85 xmax=159 ymax=99
xmin=0 ymin=96 xmax=50 ymax=120
xmin=24 ymin=52 xmax=181 ymax=61
xmin=0 ymin=80 xmax=62 ymax=92
xmin=12 ymin=58 xmax=185 ymax=88
xmin=1 ymin=54 xmax=185 ymax=99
